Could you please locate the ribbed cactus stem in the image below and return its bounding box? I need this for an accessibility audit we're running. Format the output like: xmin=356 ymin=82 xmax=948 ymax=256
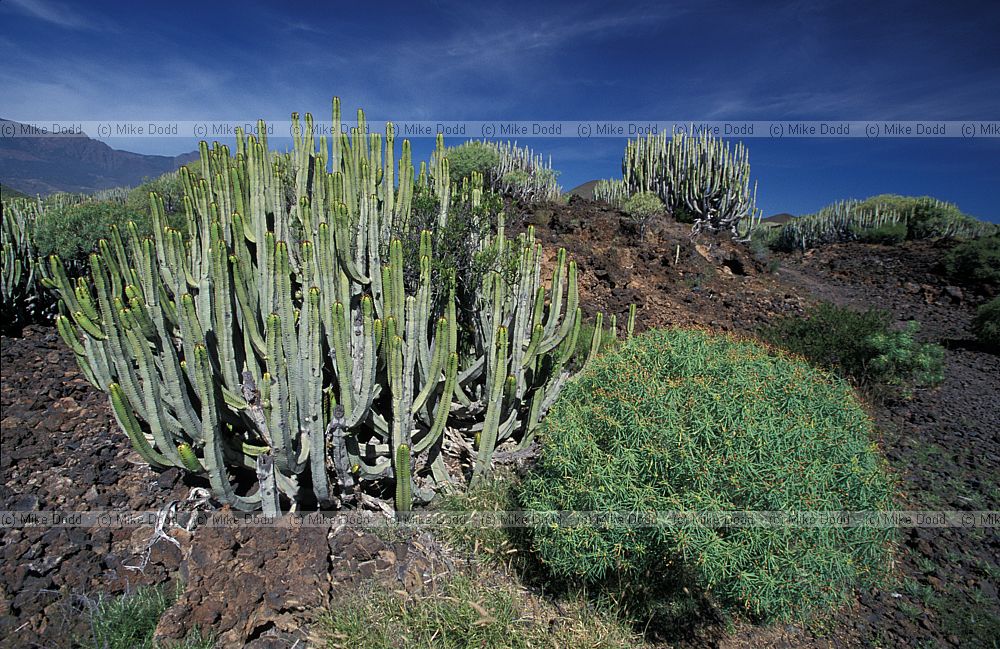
xmin=108 ymin=383 xmax=170 ymax=469
xmin=472 ymin=326 xmax=509 ymax=486
xmin=256 ymin=454 xmax=281 ymax=517
xmin=395 ymin=443 xmax=412 ymax=513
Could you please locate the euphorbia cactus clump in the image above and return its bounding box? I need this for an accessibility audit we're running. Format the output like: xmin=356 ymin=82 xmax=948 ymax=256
xmin=47 ymin=98 xmax=624 ymax=513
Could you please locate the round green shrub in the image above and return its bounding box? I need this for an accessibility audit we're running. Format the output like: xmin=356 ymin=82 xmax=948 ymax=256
xmin=622 ymin=191 xmax=664 ymax=220
xmin=519 ymin=328 xmax=896 ymax=623
xmin=621 ymin=191 xmax=664 ymax=236
xmin=35 ymin=200 xmax=147 ymax=264
xmin=972 ymin=297 xmax=1000 ymax=350
xmin=445 ymin=141 xmax=500 ymax=184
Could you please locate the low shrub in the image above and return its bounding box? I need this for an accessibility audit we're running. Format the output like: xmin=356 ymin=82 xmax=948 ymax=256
xmin=34 ymin=200 xmax=146 ymax=265
xmin=856 ymin=221 xmax=908 ymax=245
xmin=126 ymin=171 xmax=185 ymax=218
xmin=865 ymin=321 xmax=945 ymax=387
xmin=758 ymin=302 xmax=945 ymax=389
xmin=856 ymin=194 xmax=996 ymax=240
xmin=972 ymin=297 xmax=1000 ymax=350
xmin=397 ymin=186 xmax=511 ymax=351
xmin=518 ymin=328 xmax=896 ymax=624
xmin=621 ymin=191 xmax=664 ymax=237
xmin=942 ymin=235 xmax=1000 ymax=286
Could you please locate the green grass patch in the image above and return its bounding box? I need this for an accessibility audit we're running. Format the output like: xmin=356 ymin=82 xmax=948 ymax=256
xmin=317 ymin=572 xmax=643 ymax=649
xmin=79 ymin=583 xmax=213 ymax=649
xmin=431 ymin=472 xmax=521 ymax=564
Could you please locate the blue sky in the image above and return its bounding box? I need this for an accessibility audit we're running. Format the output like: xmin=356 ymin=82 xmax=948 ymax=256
xmin=2 ymin=0 xmax=998 ymax=219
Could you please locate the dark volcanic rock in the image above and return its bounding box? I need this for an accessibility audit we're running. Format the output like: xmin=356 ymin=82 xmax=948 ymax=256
xmin=0 ymin=326 xmax=193 ymax=648
xmin=154 ymin=521 xmax=453 ymax=647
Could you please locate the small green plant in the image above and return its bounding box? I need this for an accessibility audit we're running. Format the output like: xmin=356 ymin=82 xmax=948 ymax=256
xmin=431 ymin=472 xmax=520 ymax=563
xmin=670 ymin=204 xmax=698 ymax=224
xmin=897 ymin=599 xmax=923 ymax=620
xmin=747 ymin=228 xmax=780 ymax=272
xmin=621 ymin=191 xmax=664 ymax=238
xmin=759 ymin=302 xmax=944 ymax=389
xmin=942 ymin=236 xmax=1000 ymax=286
xmin=866 ymin=321 xmax=945 ymax=387
xmin=317 ymin=572 xmax=643 ymax=648
xmin=971 ymin=297 xmax=1000 ymax=350
xmin=519 ymin=328 xmax=897 ymax=626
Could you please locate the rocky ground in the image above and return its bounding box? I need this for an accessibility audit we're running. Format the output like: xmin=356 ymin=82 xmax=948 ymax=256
xmin=0 ymin=326 xmax=194 ymax=648
xmin=1 ymin=200 xmax=997 ymax=647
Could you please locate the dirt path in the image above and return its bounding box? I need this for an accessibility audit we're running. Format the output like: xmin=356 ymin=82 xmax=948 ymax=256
xmin=772 ymin=244 xmax=999 ymax=648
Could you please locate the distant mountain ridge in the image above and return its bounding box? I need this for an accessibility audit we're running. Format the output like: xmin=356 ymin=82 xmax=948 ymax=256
xmin=1 ymin=182 xmax=30 ymax=201
xmin=0 ymin=119 xmax=197 ymax=196
xmin=566 ymin=179 xmax=600 ymax=199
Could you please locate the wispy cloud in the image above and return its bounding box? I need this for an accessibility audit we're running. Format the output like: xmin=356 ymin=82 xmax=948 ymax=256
xmin=1 ymin=0 xmax=107 ymax=30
